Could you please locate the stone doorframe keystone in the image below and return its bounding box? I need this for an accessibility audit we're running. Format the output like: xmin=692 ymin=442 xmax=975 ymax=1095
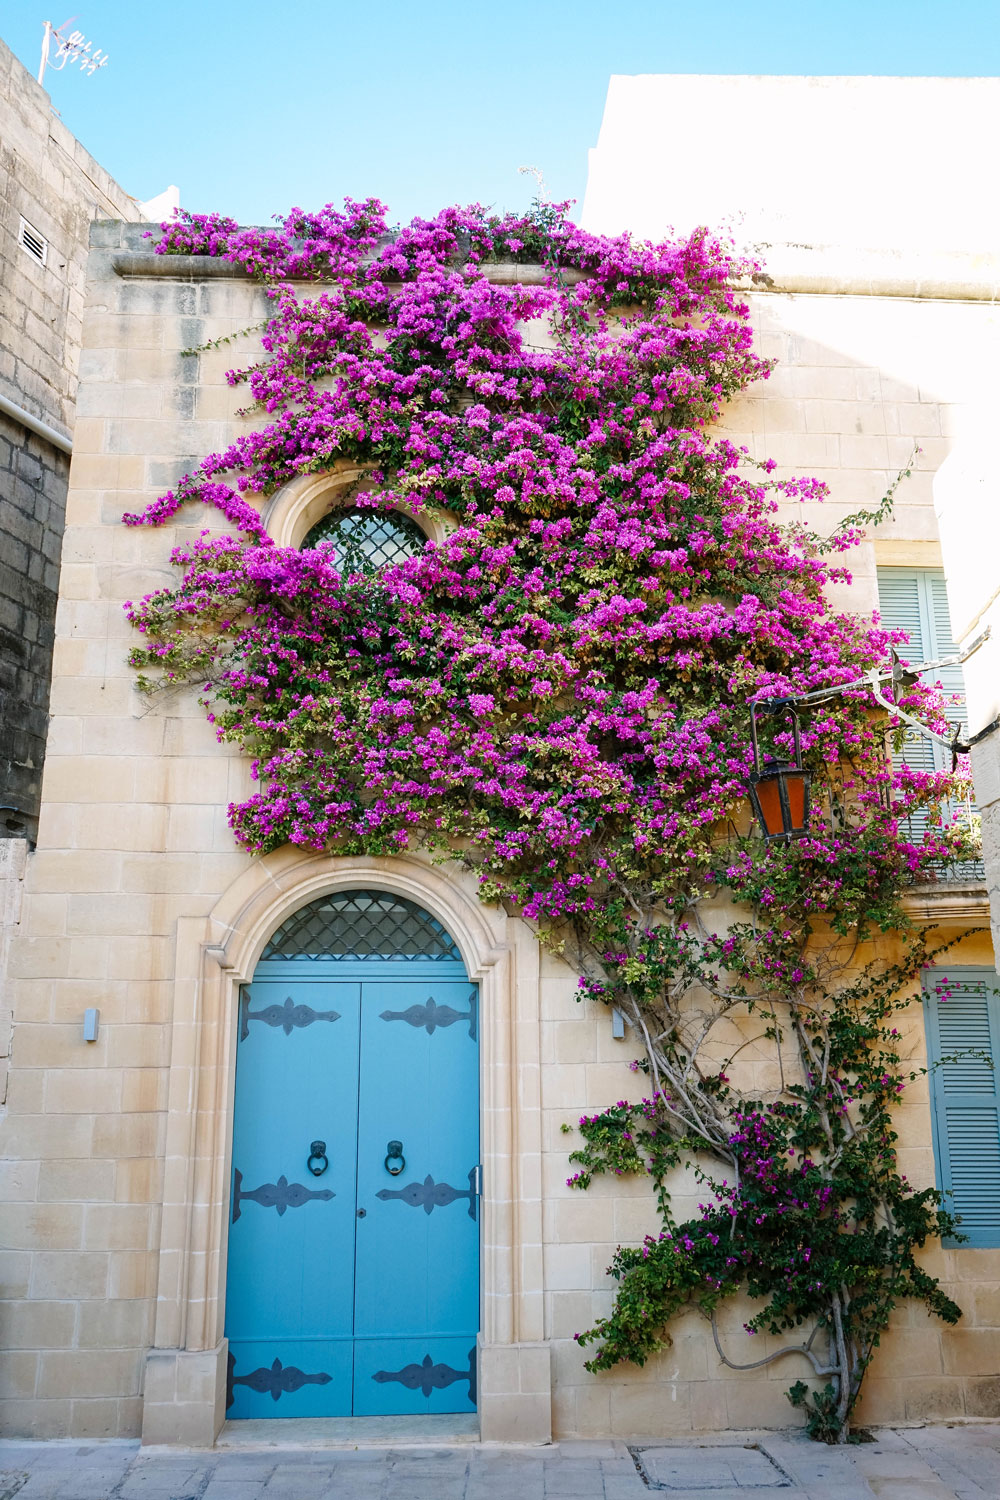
xmin=141 ymin=847 xmax=551 ymax=1446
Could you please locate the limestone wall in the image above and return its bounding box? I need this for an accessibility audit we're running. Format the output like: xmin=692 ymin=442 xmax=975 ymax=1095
xmin=0 ymin=36 xmax=140 ymax=834
xmin=0 ymin=220 xmax=997 ymax=1440
xmin=935 ymin=406 xmax=1000 ymax=991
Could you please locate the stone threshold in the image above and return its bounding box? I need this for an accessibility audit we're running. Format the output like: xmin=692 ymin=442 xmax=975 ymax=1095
xmin=215 ymin=1412 xmax=481 ymax=1449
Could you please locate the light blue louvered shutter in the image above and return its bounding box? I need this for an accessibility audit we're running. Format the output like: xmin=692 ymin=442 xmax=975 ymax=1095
xmin=927 ymin=573 xmax=967 ymax=736
xmin=876 ymin=568 xmax=973 ymax=854
xmin=922 ymin=968 xmax=1000 ymax=1248
xmin=876 ymin=567 xmax=968 ymax=742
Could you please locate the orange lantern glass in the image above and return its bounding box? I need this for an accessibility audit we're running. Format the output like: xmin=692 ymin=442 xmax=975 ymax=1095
xmin=747 ymin=699 xmax=811 ymax=843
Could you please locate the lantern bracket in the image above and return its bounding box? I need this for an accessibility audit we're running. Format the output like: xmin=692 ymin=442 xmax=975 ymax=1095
xmin=754 ymin=625 xmax=992 ymax=763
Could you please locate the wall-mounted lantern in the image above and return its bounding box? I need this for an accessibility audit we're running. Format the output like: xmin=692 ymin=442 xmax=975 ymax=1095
xmin=739 ymin=628 xmax=996 ymax=845
xmin=747 ymin=699 xmax=812 ymax=844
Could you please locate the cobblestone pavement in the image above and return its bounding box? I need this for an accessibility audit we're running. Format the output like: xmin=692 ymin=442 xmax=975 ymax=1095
xmin=2 ymin=1425 xmax=1000 ymax=1500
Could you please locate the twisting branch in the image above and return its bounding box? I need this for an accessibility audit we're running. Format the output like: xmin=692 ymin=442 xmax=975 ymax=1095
xmin=710 ymin=1311 xmax=838 ymax=1378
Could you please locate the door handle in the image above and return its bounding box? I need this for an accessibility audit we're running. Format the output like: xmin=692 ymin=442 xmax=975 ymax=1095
xmin=384 ymin=1140 xmax=406 ymax=1176
xmin=307 ymin=1140 xmax=329 ymax=1176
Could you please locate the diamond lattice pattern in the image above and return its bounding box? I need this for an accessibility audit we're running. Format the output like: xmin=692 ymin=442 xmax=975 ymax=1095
xmin=261 ymin=889 xmax=461 ymax=960
xmin=301 ymin=508 xmax=426 ymax=571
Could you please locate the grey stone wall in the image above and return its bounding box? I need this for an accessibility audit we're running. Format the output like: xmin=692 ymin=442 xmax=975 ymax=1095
xmin=0 ymin=34 xmax=140 ymax=836
xmin=0 ymin=413 xmax=66 ymax=835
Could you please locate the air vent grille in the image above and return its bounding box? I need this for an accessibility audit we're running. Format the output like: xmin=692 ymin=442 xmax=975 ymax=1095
xmin=18 ymin=218 xmax=48 ymax=266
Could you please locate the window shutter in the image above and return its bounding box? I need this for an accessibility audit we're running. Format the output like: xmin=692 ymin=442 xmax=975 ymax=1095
xmin=927 ymin=573 xmax=966 ymax=735
xmin=923 ymin=968 xmax=1000 ymax=1247
xmin=876 ymin=568 xmax=973 ymax=854
xmin=877 ymin=570 xmax=926 ymax=658
xmin=876 ymin=567 xmax=968 ymax=740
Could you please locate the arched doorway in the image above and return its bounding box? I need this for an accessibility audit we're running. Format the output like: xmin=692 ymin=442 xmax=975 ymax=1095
xmin=224 ymin=889 xmax=480 ymax=1419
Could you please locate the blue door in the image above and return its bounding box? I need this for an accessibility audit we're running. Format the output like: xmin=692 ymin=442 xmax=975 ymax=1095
xmin=224 ymin=891 xmax=480 ymax=1419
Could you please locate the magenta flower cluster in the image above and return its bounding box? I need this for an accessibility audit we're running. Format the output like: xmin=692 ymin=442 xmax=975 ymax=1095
xmin=125 ymin=198 xmax=969 ymax=930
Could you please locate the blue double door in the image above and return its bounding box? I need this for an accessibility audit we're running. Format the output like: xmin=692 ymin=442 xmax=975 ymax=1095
xmin=225 ymin=959 xmax=480 ymax=1418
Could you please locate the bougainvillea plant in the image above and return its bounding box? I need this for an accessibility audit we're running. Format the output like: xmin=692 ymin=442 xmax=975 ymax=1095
xmin=125 ymin=198 xmax=979 ymax=1441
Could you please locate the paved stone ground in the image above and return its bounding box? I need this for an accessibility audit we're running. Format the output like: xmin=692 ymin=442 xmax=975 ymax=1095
xmin=2 ymin=1425 xmax=1000 ymax=1500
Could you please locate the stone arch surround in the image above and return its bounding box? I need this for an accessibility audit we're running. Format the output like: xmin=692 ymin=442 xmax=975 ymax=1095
xmin=261 ymin=469 xmax=451 ymax=549
xmin=141 ymin=847 xmax=551 ymax=1445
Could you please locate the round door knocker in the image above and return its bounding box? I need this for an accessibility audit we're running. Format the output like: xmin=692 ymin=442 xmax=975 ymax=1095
xmin=384 ymin=1140 xmax=405 ymax=1176
xmin=307 ymin=1140 xmax=328 ymax=1177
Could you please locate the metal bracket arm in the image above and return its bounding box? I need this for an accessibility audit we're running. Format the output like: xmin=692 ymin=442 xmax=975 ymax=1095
xmin=755 ymin=627 xmax=993 ymax=757
xmin=865 ymin=671 xmax=966 ymax=755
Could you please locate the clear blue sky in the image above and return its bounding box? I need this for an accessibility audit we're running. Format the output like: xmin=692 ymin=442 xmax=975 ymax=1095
xmin=6 ymin=1 xmax=999 ymax=224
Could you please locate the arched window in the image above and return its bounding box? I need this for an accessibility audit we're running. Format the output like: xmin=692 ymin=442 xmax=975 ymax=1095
xmin=260 ymin=888 xmax=462 ymax=961
xmin=301 ymin=508 xmax=426 ymax=571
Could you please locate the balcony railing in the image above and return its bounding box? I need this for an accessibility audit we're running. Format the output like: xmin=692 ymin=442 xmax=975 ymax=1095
xmin=920 ymin=856 xmax=987 ymax=884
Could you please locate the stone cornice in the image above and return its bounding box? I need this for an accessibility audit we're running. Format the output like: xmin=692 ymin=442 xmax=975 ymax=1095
xmin=741 ymin=243 xmax=1000 ymax=303
xmin=110 ymin=239 xmax=1000 ymax=302
xmin=902 ymin=881 xmax=991 ymax=924
xmin=109 ymin=251 xmax=587 ymax=287
xmin=748 ymin=271 xmax=1000 ymax=302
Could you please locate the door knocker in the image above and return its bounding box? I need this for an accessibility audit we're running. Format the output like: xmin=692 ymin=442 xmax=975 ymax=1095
xmin=384 ymin=1140 xmax=405 ymax=1176
xmin=307 ymin=1140 xmax=329 ymax=1177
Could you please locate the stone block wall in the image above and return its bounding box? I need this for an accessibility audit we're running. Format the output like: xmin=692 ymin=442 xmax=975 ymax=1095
xmin=0 ymin=35 xmax=139 ymax=834
xmin=934 ymin=375 xmax=1000 ymax=981
xmin=0 ymin=222 xmax=264 ymax=1439
xmin=540 ymin=927 xmax=999 ymax=1436
xmin=1 ymin=220 xmax=998 ymax=1440
xmin=0 ymin=414 xmax=67 ymax=836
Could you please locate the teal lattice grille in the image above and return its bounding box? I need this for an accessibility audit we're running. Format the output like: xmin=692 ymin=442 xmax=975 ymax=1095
xmin=261 ymin=889 xmax=461 ymax=961
xmin=302 ymin=509 xmax=426 ymax=571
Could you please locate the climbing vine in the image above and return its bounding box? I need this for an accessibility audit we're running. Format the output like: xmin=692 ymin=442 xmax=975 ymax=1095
xmin=125 ymin=198 xmax=978 ymax=1441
